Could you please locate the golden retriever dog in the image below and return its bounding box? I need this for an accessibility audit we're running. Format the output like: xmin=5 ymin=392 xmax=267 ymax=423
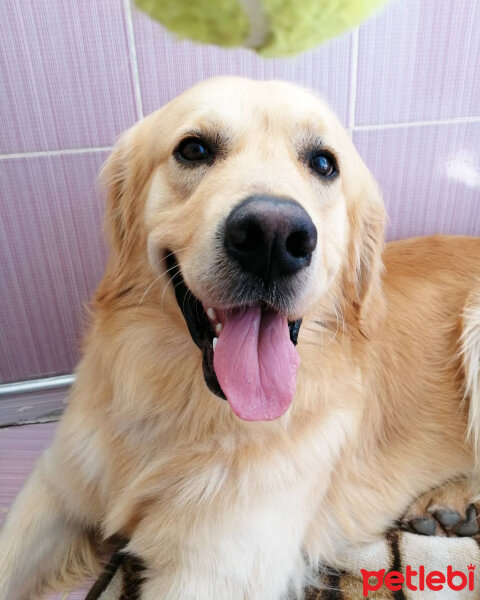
xmin=1 ymin=76 xmax=480 ymax=600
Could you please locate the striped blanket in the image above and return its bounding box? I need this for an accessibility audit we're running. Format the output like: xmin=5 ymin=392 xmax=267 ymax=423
xmin=86 ymin=530 xmax=480 ymax=599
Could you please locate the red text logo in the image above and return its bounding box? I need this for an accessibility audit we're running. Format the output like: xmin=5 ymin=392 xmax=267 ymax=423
xmin=361 ymin=564 xmax=475 ymax=596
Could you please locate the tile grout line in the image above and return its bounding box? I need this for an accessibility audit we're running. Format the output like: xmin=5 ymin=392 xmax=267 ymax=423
xmin=348 ymin=28 xmax=359 ymax=131
xmin=0 ymin=147 xmax=113 ymax=160
xmin=1 ymin=119 xmax=479 ymax=161
xmin=353 ymin=116 xmax=480 ymax=132
xmin=124 ymin=0 xmax=144 ymax=120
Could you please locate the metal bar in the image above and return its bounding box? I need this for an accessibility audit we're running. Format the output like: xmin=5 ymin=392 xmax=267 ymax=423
xmin=0 ymin=374 xmax=75 ymax=398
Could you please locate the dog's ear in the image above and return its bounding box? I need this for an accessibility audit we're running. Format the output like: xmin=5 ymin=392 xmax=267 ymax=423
xmin=95 ymin=125 xmax=155 ymax=306
xmin=342 ymin=172 xmax=386 ymax=338
xmin=100 ymin=128 xmax=153 ymax=260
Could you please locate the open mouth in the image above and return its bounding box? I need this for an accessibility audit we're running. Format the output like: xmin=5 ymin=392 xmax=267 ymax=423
xmin=166 ymin=252 xmax=302 ymax=421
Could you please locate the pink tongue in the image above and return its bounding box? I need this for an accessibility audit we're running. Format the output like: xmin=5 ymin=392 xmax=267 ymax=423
xmin=213 ymin=307 xmax=300 ymax=421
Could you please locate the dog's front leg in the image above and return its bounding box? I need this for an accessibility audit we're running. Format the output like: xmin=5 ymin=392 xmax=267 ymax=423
xmin=124 ymin=494 xmax=310 ymax=600
xmin=0 ymin=453 xmax=99 ymax=600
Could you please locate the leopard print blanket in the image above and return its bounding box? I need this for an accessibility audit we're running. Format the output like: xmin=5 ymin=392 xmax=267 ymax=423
xmin=85 ymin=530 xmax=480 ymax=599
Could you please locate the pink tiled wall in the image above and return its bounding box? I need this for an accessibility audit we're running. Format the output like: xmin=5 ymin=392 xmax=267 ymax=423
xmin=1 ymin=1 xmax=479 ymax=397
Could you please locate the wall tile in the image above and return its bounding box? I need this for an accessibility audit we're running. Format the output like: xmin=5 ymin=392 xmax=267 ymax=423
xmin=354 ymin=123 xmax=480 ymax=241
xmin=0 ymin=0 xmax=137 ymax=153
xmin=132 ymin=6 xmax=353 ymax=125
xmin=0 ymin=152 xmax=109 ymax=383
xmin=355 ymin=0 xmax=480 ymax=125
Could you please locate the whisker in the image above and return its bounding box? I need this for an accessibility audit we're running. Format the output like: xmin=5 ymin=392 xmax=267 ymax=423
xmin=137 ymin=263 xmax=179 ymax=307
xmin=142 ymin=246 xmax=192 ymax=309
xmin=137 ymin=275 xmax=162 ymax=307
xmin=159 ymin=270 xmax=182 ymax=313
xmin=331 ymin=289 xmax=346 ymax=350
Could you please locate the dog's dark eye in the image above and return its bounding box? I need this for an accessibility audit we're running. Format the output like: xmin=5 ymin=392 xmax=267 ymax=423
xmin=175 ymin=137 xmax=212 ymax=164
xmin=310 ymin=152 xmax=337 ymax=178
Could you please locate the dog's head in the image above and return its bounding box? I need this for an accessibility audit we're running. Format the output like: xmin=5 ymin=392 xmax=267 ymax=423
xmin=99 ymin=77 xmax=385 ymax=422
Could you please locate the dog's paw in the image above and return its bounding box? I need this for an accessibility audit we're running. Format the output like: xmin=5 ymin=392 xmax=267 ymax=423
xmin=400 ymin=479 xmax=479 ymax=537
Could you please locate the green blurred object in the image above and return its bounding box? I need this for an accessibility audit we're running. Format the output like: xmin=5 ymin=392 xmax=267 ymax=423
xmin=135 ymin=0 xmax=388 ymax=57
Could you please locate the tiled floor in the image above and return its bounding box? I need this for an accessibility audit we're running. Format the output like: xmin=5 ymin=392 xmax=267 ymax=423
xmin=0 ymin=422 xmax=90 ymax=599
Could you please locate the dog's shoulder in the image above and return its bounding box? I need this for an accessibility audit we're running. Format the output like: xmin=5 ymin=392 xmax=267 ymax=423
xmin=383 ymin=235 xmax=480 ymax=283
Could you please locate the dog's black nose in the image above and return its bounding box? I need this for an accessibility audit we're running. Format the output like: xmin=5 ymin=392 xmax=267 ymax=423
xmin=224 ymin=195 xmax=317 ymax=281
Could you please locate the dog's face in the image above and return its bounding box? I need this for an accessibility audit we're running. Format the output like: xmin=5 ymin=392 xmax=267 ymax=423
xmin=101 ymin=77 xmax=384 ymax=422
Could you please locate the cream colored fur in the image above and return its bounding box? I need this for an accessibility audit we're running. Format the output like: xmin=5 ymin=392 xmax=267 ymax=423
xmin=1 ymin=77 xmax=479 ymax=600
xmin=463 ymin=287 xmax=480 ymax=473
